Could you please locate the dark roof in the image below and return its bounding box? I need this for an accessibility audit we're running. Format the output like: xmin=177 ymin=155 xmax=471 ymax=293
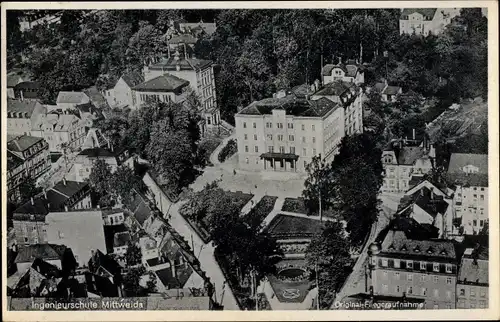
xmin=103 ymin=224 xmax=128 ymax=253
xmin=75 ymin=102 xmax=93 ymax=113
xmin=15 ymin=244 xmax=67 ymax=263
xmin=7 ymin=135 xmax=45 ymax=153
xmin=113 ymin=232 xmax=131 ymax=247
xmin=313 ymin=81 xmax=357 ymax=97
xmin=446 ymin=173 xmax=488 ymax=187
xmin=149 ymin=57 xmax=213 ymax=72
xmin=84 ymin=271 xmax=119 ymax=297
xmin=128 ymin=191 xmax=153 ymax=226
xmin=56 ymin=91 xmax=88 ymax=104
xmin=414 ymin=193 xmax=449 ymax=218
xmin=78 ymin=147 xmax=116 ymax=158
xmin=397 ymin=146 xmax=428 ymax=165
xmin=321 ymin=63 xmax=361 ymax=77
xmin=83 ymin=86 xmax=110 ymax=110
xmin=266 ymin=214 xmax=325 ymax=239
xmin=155 ymin=267 xmax=182 ymax=289
xmin=260 ymin=152 xmax=299 ymax=160
xmin=380 ymin=230 xmax=456 ymax=261
xmin=447 ymin=153 xmax=488 ymax=174
xmin=7 ymin=151 xmax=23 ymax=169
xmin=88 ymin=249 xmax=121 ymax=276
xmin=29 ymin=258 xmax=62 ymax=278
xmin=52 ymin=180 xmax=89 ymax=198
xmin=238 ymin=95 xmax=340 ymax=118
xmin=383 ymin=85 xmax=402 ymax=96
xmin=290 ymin=83 xmax=315 ymax=98
xmin=121 ymin=71 xmax=145 ymax=88
xmin=401 ymin=8 xmax=438 ymax=20
xmin=132 ymin=74 xmax=189 ymax=92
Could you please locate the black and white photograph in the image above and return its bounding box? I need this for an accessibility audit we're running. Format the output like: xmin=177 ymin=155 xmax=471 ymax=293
xmin=2 ymin=1 xmax=498 ymax=320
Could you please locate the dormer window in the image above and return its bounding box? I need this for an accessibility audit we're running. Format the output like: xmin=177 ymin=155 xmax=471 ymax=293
xmin=440 ymin=249 xmax=447 ymax=255
xmin=401 ymin=245 xmax=407 ymax=251
xmin=427 ymin=247 xmax=434 ymax=254
xmin=388 ymin=244 xmax=395 ymax=250
xmin=414 ymin=246 xmax=420 ymax=253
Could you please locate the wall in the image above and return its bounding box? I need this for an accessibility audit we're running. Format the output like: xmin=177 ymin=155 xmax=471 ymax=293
xmin=73 ymin=156 xmax=118 ymax=182
xmin=133 ymin=90 xmax=181 ymax=109
xmin=110 ymin=77 xmax=134 ymax=108
xmin=12 ymin=220 xmax=48 ymax=245
xmin=456 ymin=283 xmax=489 ymax=308
xmin=453 ymin=185 xmax=488 ymax=234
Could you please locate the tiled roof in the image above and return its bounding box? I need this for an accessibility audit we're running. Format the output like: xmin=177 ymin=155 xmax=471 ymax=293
xmin=128 ymin=191 xmax=153 ymax=226
xmin=121 ymin=71 xmax=144 ymax=88
xmin=132 ymin=74 xmax=189 ymax=92
xmin=313 ymin=81 xmax=357 ymax=97
xmin=7 ymin=98 xmax=42 ymax=117
xmin=56 ymin=91 xmax=89 ymax=104
xmin=290 ymin=83 xmax=315 ymax=98
xmin=52 ymin=180 xmax=89 ymax=198
xmin=458 ymin=256 xmax=488 ymax=285
xmin=380 ymin=230 xmax=456 ymax=260
xmin=83 ymin=86 xmax=110 ymax=110
xmin=14 ymin=244 xmax=67 ymax=263
xmin=446 ymin=173 xmax=488 ymax=188
xmin=238 ymin=95 xmax=340 ymax=118
xmin=401 ymin=8 xmax=438 ymax=20
xmin=148 ymin=57 xmax=213 ymax=72
xmin=179 ymin=22 xmax=217 ymax=36
xmin=7 ymin=135 xmax=45 ymax=153
xmin=155 ymin=267 xmax=181 ymax=289
xmin=7 ymin=151 xmax=23 ymax=169
xmin=447 ymin=153 xmax=488 ymax=174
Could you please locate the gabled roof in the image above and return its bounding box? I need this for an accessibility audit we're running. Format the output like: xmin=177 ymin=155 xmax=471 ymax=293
xmin=7 ymin=135 xmax=45 ymax=154
xmin=14 ymin=244 xmax=68 ymax=263
xmin=7 ymin=98 xmax=43 ymax=117
xmin=447 ymin=153 xmax=488 ymax=174
xmin=400 ymin=8 xmax=438 ymax=20
xmin=121 ymin=71 xmax=145 ymax=88
xmin=56 ymin=91 xmax=89 ymax=104
xmin=132 ymin=74 xmax=189 ymax=93
xmin=7 ymin=151 xmax=24 ymax=169
xmin=88 ymin=249 xmax=121 ymax=277
xmin=128 ymin=191 xmax=153 ymax=226
xmin=169 ymin=33 xmax=198 ymax=44
xmin=238 ymin=95 xmax=340 ymax=118
xmin=321 ymin=62 xmax=362 ymax=77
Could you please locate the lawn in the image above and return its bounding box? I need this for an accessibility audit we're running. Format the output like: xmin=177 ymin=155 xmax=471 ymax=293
xmin=218 ymin=139 xmax=237 ymax=163
xmin=266 ymin=214 xmax=325 ymax=239
xmin=198 ymin=130 xmax=231 ymax=166
xmin=245 ymin=195 xmax=278 ymax=225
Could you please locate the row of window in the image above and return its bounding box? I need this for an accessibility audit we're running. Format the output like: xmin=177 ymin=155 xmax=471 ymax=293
xmin=246 ymin=122 xmax=318 ymax=131
xmin=458 ymin=287 xmax=487 ymax=297
xmin=456 ymin=193 xmax=486 ymax=200
xmin=243 ymin=133 xmax=319 ymax=144
xmin=139 ymin=93 xmax=172 ymax=103
xmin=381 ymin=271 xmax=453 ymax=284
xmin=379 ymin=258 xmax=453 ymax=273
xmin=457 ymin=300 xmax=488 ymax=309
xmin=381 ymin=284 xmax=452 ymax=299
xmin=244 ymin=144 xmax=318 ymax=157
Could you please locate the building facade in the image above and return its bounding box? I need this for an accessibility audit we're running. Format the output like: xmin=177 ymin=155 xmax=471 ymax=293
xmin=73 ymin=148 xmax=121 ymax=182
xmin=56 ymin=91 xmax=90 ymax=110
xmin=7 ymin=135 xmax=51 ymax=202
xmin=7 ymin=99 xmax=47 ymax=137
xmin=235 ymin=95 xmax=345 ymax=172
xmin=132 ymin=74 xmax=190 ymax=109
xmin=381 ymin=139 xmax=435 ymax=194
xmin=104 ymin=71 xmax=144 ymax=109
xmin=321 ymin=59 xmax=365 ymax=85
xmin=31 ymin=113 xmax=87 ymax=153
xmin=456 ymin=247 xmax=489 ymax=309
xmin=399 ymin=8 xmax=461 ymax=36
xmin=447 ymin=153 xmax=488 ymax=235
xmin=370 ymin=230 xmax=458 ymax=309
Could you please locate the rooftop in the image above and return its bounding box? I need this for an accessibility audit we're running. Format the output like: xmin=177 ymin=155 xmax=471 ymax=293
xmin=14 ymin=244 xmax=68 ymax=263
xmin=447 ymin=153 xmax=488 ymax=174
xmin=148 ymin=57 xmax=213 ymax=72
xmin=397 ymin=146 xmax=429 ymax=165
xmin=458 ymin=251 xmax=488 ymax=285
xmin=132 ymin=74 xmax=189 ymax=93
xmin=56 ymin=91 xmax=89 ymax=104
xmin=446 ymin=172 xmax=488 ymax=188
xmin=169 ymin=33 xmax=198 ymax=44
xmin=113 ymin=232 xmax=131 ymax=248
xmin=7 ymin=135 xmax=45 ymax=153
xmin=238 ymin=95 xmax=340 ymax=118
xmin=313 ymin=81 xmax=357 ymax=97
xmin=400 ymin=8 xmax=438 ymax=20
xmin=7 ymin=151 xmax=24 ymax=170
xmin=7 ymin=98 xmax=43 ymax=117
xmin=266 ymin=214 xmax=325 ymax=239
xmin=321 ymin=62 xmax=362 ymax=77
xmin=88 ymin=249 xmax=121 ymax=277
xmin=121 ymin=71 xmax=145 ymax=88
xmin=78 ymin=147 xmax=116 ymax=158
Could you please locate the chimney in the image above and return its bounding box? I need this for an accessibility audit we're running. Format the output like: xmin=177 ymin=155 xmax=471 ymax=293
xmin=63 ymin=178 xmax=67 ymax=186
xmin=413 ymin=129 xmax=416 ymax=141
xmin=64 ymin=205 xmax=69 ymax=212
xmin=20 ymin=90 xmax=24 ymax=101
xmin=338 ymin=56 xmax=342 ymax=65
xmin=31 ymin=197 xmax=34 ymax=205
xmin=176 ymin=63 xmax=181 ymax=71
xmin=421 ymin=189 xmax=424 ymax=197
xmin=43 ymin=189 xmax=47 ymax=199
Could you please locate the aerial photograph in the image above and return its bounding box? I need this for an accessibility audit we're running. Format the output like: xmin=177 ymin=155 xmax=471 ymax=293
xmin=3 ymin=5 xmax=491 ymax=313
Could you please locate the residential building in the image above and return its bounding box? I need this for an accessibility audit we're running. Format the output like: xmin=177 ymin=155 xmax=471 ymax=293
xmin=87 ymin=249 xmax=123 ymax=296
xmin=113 ymin=232 xmax=131 ymax=256
xmin=7 ymin=98 xmax=47 ymax=136
xmin=13 ymin=81 xmax=42 ymax=101
xmin=321 ymin=58 xmax=365 ymax=85
xmin=311 ymin=80 xmax=364 ymax=136
xmin=31 ymin=112 xmax=87 ymax=152
xmin=83 ymin=86 xmax=110 ymax=110
xmin=7 ymin=135 xmax=51 ymax=202
xmin=447 ymin=153 xmax=488 ymax=235
xmin=102 ymin=209 xmax=126 ymax=226
xmin=45 ymin=210 xmax=107 ymax=266
xmin=56 ymin=91 xmax=90 ymax=110
xmin=397 ymin=186 xmax=454 ymax=238
xmin=103 ymin=71 xmax=144 ymax=109
xmin=75 ymin=103 xmax=103 ymax=128
xmin=132 ymin=73 xmax=190 ymax=109
xmin=11 ymin=258 xmax=65 ymax=298
xmin=13 ymin=244 xmax=76 ymax=275
xmin=178 ymin=21 xmax=217 ymax=37
xmin=399 ymin=8 xmax=461 ymax=36
xmin=456 ymin=247 xmax=489 ymax=309
xmin=81 ymin=128 xmax=110 ymax=150
xmin=369 ymin=224 xmax=458 ymax=309
xmin=381 ymin=137 xmax=435 ymax=194
xmin=73 ymin=147 xmax=130 ymax=182
xmin=143 ymin=51 xmax=220 ymax=127
xmin=7 ymin=69 xmax=32 ymax=98
xmin=235 ymin=95 xmax=345 ymax=172
xmin=12 ymin=180 xmax=92 ymax=245
xmin=373 ymin=81 xmax=403 ymax=102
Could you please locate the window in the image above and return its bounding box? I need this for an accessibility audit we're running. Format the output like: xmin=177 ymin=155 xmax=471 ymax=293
xmin=433 ymin=276 xmax=439 ymax=283
xmin=420 ymin=261 xmax=426 ymax=270
xmin=459 ymin=288 xmax=465 ymax=296
xmin=290 ymin=147 xmax=295 ymax=154
xmin=312 ymin=125 xmax=316 ymax=131
xmin=382 ymin=259 xmax=388 ymax=267
xmin=394 ymin=259 xmax=400 ymax=268
xmin=433 ymin=263 xmax=440 ymax=272
xmin=470 ymin=287 xmax=476 ymax=296
xmin=446 ymin=264 xmax=452 ymax=273
xmin=245 ymin=157 xmax=249 ymax=164
xmin=433 ymin=304 xmax=439 ymax=309
xmin=407 ymin=286 xmax=413 ymax=294
xmin=267 ymin=134 xmax=272 ymax=140
xmin=422 ymin=288 xmax=427 ymax=296
xmin=473 ymin=194 xmax=477 ymax=198
xmin=288 ymin=123 xmax=293 ymax=129
xmin=446 ymin=291 xmax=452 ymax=298
xmin=382 ymin=284 xmax=388 ymax=292
xmin=394 ymin=272 xmax=400 ymax=280
xmin=254 ymin=146 xmax=259 ymax=153
xmin=407 ymin=261 xmax=413 ymax=269
xmin=245 ymin=146 xmax=249 ymax=153
xmin=243 ymin=122 xmax=247 ymax=128
xmin=420 ymin=275 xmax=426 ymax=282
xmin=473 ymin=220 xmax=477 ymax=226
xmin=396 ymin=285 xmax=400 ymax=293
xmin=58 ymin=231 xmax=64 ymax=239
xmin=479 ymin=301 xmax=486 ymax=308
xmin=407 ymin=274 xmax=413 ymax=281
xmin=383 ymin=271 xmax=388 ymax=279
xmin=280 ymin=146 xmax=285 ymax=153
xmin=480 ymin=195 xmax=484 ymax=200
xmin=480 ymin=290 xmax=486 ymax=297
xmin=313 ymin=137 xmax=317 ymax=144
xmin=480 ymin=220 xmax=484 ymax=227
xmin=303 ymin=148 xmax=307 ymax=156
xmin=289 ymin=135 xmax=294 ymax=141
xmin=301 ymin=124 xmax=305 ymax=130
xmin=268 ymin=146 xmax=274 ymax=153
xmin=434 ymin=289 xmax=439 ymax=298
xmin=244 ymin=134 xmax=248 ymax=140
xmin=252 ymin=134 xmax=257 ymax=140
xmin=253 ymin=122 xmax=256 ymax=128
xmin=470 ymin=303 xmax=476 ymax=308
xmin=313 ymin=148 xmax=317 ymax=155
xmin=24 ymin=237 xmax=29 ymax=243
xmin=302 ymin=137 xmax=306 ymax=143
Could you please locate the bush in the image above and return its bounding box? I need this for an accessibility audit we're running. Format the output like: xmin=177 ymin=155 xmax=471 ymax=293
xmin=246 ymin=196 xmax=278 ymax=224
xmin=218 ymin=139 xmax=237 ymax=163
xmin=282 ymin=197 xmax=307 ymax=214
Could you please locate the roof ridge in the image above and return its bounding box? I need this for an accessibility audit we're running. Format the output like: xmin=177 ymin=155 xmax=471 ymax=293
xmin=50 ymin=187 xmax=70 ymax=199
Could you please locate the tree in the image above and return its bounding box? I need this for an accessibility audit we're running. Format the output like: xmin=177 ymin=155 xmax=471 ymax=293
xmin=306 ymin=221 xmax=352 ymax=309
xmin=18 ymin=177 xmax=42 ymax=203
xmin=109 ymin=165 xmax=146 ymax=208
xmin=124 ymin=241 xmax=142 ymax=267
xmin=88 ymin=159 xmax=114 ymax=208
xmin=146 ymin=271 xmax=158 ymax=293
xmin=302 ymin=155 xmax=328 ymax=217
xmin=123 ymin=265 xmax=146 ymax=297
xmin=94 ymin=114 xmax=130 ymax=150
